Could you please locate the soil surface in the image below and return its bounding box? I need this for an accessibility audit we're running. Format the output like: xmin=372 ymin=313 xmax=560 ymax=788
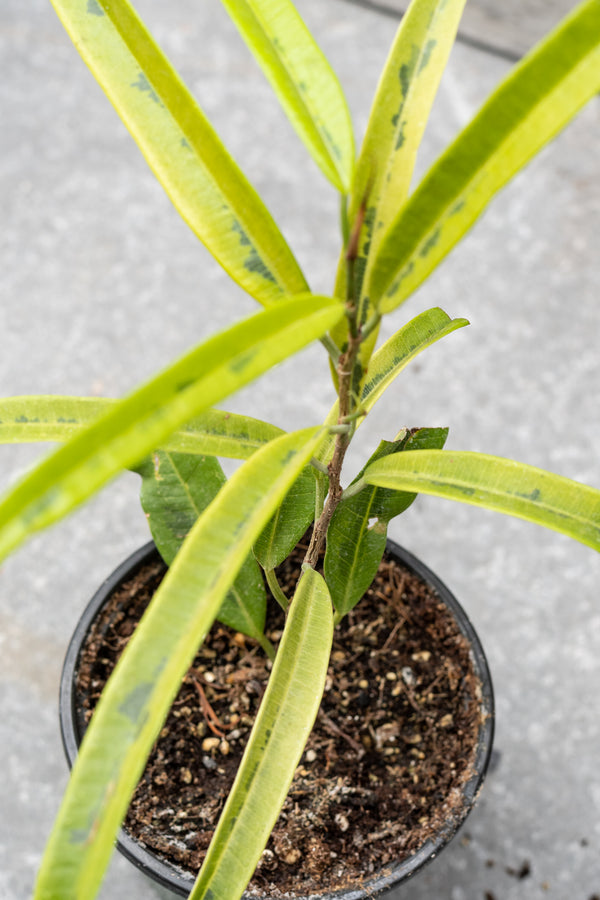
xmin=75 ymin=540 xmax=484 ymax=897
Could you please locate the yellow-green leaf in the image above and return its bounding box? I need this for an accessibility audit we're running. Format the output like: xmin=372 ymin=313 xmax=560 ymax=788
xmin=189 ymin=567 xmax=333 ymax=900
xmin=0 ymin=396 xmax=284 ymax=459
xmin=49 ymin=0 xmax=308 ymax=305
xmin=317 ymin=307 xmax=467 ymax=468
xmin=0 ymin=296 xmax=343 ymax=563
xmin=336 ymin=0 xmax=466 ymax=303
xmin=369 ymin=0 xmax=600 ymax=310
xmin=220 ymin=0 xmax=354 ymax=192
xmin=360 ymin=307 xmax=469 ymax=411
xmin=364 ymin=449 xmax=600 ymax=551
xmin=34 ymin=427 xmax=324 ymax=900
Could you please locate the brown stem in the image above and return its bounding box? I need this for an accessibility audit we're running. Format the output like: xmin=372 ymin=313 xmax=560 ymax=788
xmin=304 ymin=328 xmax=362 ymax=569
xmin=303 ymin=199 xmax=367 ymax=571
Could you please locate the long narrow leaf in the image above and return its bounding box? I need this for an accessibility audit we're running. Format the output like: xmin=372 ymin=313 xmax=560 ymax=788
xmin=336 ymin=0 xmax=466 ymax=303
xmin=34 ymin=427 xmax=324 ymax=900
xmin=220 ymin=0 xmax=354 ymax=192
xmin=49 ymin=0 xmax=308 ymax=305
xmin=369 ymin=0 xmax=600 ymax=310
xmin=190 ymin=567 xmax=333 ymax=900
xmin=0 ymin=296 xmax=343 ymax=563
xmin=360 ymin=307 xmax=468 ymax=410
xmin=364 ymin=450 xmax=600 ymax=551
xmin=316 ymin=307 xmax=467 ymax=467
xmin=0 ymin=396 xmax=284 ymax=459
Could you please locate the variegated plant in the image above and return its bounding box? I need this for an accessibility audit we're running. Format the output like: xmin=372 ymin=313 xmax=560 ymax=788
xmin=1 ymin=1 xmax=599 ymax=898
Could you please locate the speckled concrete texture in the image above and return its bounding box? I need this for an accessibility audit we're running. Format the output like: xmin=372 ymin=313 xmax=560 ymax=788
xmin=1 ymin=1 xmax=599 ymax=898
xmin=348 ymin=0 xmax=578 ymax=58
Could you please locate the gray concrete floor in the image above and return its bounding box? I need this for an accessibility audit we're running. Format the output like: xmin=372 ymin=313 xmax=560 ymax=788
xmin=1 ymin=0 xmax=599 ymax=898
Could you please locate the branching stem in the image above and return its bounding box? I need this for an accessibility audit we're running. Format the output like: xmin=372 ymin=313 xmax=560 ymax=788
xmin=304 ymin=209 xmax=365 ymax=570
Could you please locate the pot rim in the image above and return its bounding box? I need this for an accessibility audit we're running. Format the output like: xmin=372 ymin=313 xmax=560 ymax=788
xmin=59 ymin=540 xmax=494 ymax=899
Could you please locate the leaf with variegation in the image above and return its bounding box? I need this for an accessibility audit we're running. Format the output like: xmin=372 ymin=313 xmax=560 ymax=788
xmin=188 ymin=566 xmax=333 ymax=900
xmin=0 ymin=396 xmax=285 ymax=460
xmin=332 ymin=0 xmax=466 ymax=324
xmin=34 ymin=427 xmax=325 ymax=900
xmin=0 ymin=295 xmax=343 ymax=564
xmin=364 ymin=449 xmax=600 ymax=551
xmin=49 ymin=0 xmax=308 ymax=306
xmin=369 ymin=0 xmax=600 ymax=311
xmin=220 ymin=0 xmax=354 ymax=192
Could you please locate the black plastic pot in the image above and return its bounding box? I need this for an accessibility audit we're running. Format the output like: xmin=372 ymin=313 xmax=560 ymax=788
xmin=60 ymin=540 xmax=494 ymax=899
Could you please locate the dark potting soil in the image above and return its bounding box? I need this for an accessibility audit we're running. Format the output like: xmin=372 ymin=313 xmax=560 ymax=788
xmin=74 ymin=540 xmax=484 ymax=896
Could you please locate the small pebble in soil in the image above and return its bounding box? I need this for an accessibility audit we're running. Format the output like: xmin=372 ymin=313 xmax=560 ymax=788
xmin=401 ymin=666 xmax=415 ymax=685
xmin=335 ymin=814 xmax=350 ymax=832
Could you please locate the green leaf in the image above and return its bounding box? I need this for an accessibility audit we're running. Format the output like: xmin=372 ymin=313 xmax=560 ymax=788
xmin=363 ymin=449 xmax=600 ymax=551
xmin=137 ymin=450 xmax=267 ymax=641
xmin=0 ymin=295 xmax=343 ymax=564
xmin=360 ymin=307 xmax=469 ymax=411
xmin=316 ymin=307 xmax=467 ymax=468
xmin=369 ymin=0 xmax=600 ymax=310
xmin=0 ymin=396 xmax=284 ymax=460
xmin=216 ymin=555 xmax=269 ymax=647
xmin=49 ymin=0 xmax=308 ymax=305
xmin=220 ymin=0 xmax=354 ymax=193
xmin=337 ymin=0 xmax=466 ymax=304
xmin=253 ymin=464 xmax=318 ymax=569
xmin=325 ymin=427 xmax=447 ymax=617
xmin=34 ymin=427 xmax=325 ymax=900
xmin=189 ymin=567 xmax=333 ymax=900
xmin=137 ymin=451 xmax=228 ymax=565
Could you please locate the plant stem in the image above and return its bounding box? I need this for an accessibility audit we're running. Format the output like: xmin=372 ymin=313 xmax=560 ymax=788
xmin=257 ymin=632 xmax=277 ymax=662
xmin=320 ymin=333 xmax=341 ymax=365
xmin=304 ymin=207 xmax=365 ymax=570
xmin=265 ymin=567 xmax=289 ymax=613
xmin=341 ymin=476 xmax=367 ymax=502
xmin=310 ymin=457 xmax=330 ymax=476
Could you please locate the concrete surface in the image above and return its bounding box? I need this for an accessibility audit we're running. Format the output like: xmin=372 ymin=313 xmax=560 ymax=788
xmin=1 ymin=0 xmax=599 ymax=898
xmin=349 ymin=0 xmax=577 ymax=58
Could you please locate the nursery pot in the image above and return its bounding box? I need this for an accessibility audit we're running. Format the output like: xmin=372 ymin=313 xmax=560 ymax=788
xmin=60 ymin=540 xmax=494 ymax=898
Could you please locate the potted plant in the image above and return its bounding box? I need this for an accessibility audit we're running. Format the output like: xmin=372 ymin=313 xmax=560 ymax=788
xmin=0 ymin=0 xmax=599 ymax=898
